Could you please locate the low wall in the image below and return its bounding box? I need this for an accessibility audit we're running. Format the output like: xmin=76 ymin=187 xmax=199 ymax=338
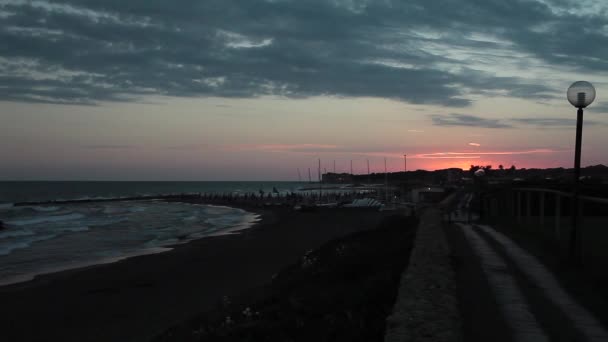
xmin=384 ymin=207 xmax=461 ymax=342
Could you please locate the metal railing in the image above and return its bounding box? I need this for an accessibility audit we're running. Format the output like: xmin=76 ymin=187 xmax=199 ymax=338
xmin=481 ymin=187 xmax=608 ymax=277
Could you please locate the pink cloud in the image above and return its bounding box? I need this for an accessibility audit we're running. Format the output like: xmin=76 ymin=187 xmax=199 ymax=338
xmin=412 ymin=149 xmax=566 ymax=159
xmin=225 ymin=143 xmax=339 ymax=153
xmin=266 ymin=147 xmax=569 ymax=164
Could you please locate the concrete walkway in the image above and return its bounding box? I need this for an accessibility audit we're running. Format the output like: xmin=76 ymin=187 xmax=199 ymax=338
xmin=448 ymin=222 xmax=608 ymax=342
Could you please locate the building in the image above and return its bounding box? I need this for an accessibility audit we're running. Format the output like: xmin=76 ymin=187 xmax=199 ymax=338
xmin=411 ymin=187 xmax=446 ymax=203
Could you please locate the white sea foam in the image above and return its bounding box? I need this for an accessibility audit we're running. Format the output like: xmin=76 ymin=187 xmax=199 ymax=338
xmin=0 ymin=242 xmax=31 ymax=256
xmin=183 ymin=215 xmax=198 ymax=222
xmin=0 ymin=246 xmax=174 ymax=287
xmin=202 ymin=206 xmax=237 ymax=216
xmin=146 ymin=237 xmax=179 ymax=247
xmin=61 ymin=226 xmax=89 ymax=233
xmin=0 ymin=201 xmax=259 ymax=286
xmin=7 ymin=213 xmax=85 ymax=226
xmin=0 ymin=234 xmax=57 ymax=255
xmin=0 ymin=229 xmax=35 ymax=239
xmin=204 ymin=215 xmax=242 ymax=227
xmin=31 ymin=206 xmax=60 ymax=212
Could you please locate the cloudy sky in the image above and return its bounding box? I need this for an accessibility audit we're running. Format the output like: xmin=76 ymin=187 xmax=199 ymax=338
xmin=1 ymin=0 xmax=607 ymax=180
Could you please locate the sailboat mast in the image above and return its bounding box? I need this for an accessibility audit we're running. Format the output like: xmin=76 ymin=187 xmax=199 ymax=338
xmin=367 ymin=159 xmax=370 ymax=185
xmin=318 ymin=158 xmax=322 ymax=200
xmin=384 ymin=158 xmax=388 ymax=204
xmin=297 ymin=168 xmax=302 ymax=182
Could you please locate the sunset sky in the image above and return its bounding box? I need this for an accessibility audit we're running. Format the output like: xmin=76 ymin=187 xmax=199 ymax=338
xmin=1 ymin=0 xmax=608 ymax=180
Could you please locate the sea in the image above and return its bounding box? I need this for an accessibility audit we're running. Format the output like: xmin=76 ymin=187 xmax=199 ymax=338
xmin=0 ymin=181 xmax=308 ymax=286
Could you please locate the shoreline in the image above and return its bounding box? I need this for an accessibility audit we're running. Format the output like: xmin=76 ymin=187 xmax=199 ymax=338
xmin=0 ymin=200 xmax=264 ymax=288
xmin=0 ymin=202 xmax=392 ymax=342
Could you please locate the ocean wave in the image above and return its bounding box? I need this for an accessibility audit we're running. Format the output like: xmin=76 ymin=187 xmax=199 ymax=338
xmin=183 ymin=215 xmax=198 ymax=222
xmin=0 ymin=200 xmax=260 ymax=285
xmin=73 ymin=196 xmax=112 ymax=201
xmin=61 ymin=226 xmax=90 ymax=233
xmin=0 ymin=234 xmax=57 ymax=256
xmin=102 ymin=207 xmax=128 ymax=214
xmin=0 ymin=229 xmax=35 ymax=239
xmin=145 ymin=237 xmax=180 ymax=248
xmin=6 ymin=213 xmax=85 ymax=226
xmin=0 ymin=203 xmax=14 ymax=210
xmin=201 ymin=206 xmax=237 ymax=216
xmin=88 ymin=217 xmax=129 ymax=227
xmin=29 ymin=206 xmax=60 ymax=212
xmin=204 ymin=215 xmax=242 ymax=227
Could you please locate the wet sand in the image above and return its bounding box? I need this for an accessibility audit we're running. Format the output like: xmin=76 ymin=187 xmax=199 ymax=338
xmin=0 ymin=205 xmax=391 ymax=342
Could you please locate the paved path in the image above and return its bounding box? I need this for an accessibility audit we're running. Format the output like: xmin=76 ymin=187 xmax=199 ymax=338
xmin=446 ymin=222 xmax=608 ymax=342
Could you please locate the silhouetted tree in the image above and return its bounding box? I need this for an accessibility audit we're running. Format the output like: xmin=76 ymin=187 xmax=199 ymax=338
xmin=469 ymin=165 xmax=481 ymax=175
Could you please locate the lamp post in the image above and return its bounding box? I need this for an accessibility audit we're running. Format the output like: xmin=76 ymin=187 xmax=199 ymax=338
xmin=474 ymin=168 xmax=486 ymax=222
xmin=403 ymin=154 xmax=407 ymax=202
xmin=567 ymin=81 xmax=596 ymax=262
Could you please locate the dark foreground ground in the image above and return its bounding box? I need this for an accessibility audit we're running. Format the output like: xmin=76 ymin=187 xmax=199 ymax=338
xmin=0 ymin=205 xmax=410 ymax=342
xmin=154 ymin=214 xmax=417 ymax=342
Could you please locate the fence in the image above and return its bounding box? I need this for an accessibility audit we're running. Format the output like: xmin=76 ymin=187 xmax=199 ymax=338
xmin=481 ymin=187 xmax=608 ymax=278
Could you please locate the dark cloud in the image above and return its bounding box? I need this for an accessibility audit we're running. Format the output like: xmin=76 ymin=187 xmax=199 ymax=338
xmin=512 ymin=118 xmax=578 ymax=127
xmin=432 ymin=113 xmax=512 ymax=128
xmin=166 ymin=143 xmax=209 ymax=150
xmin=82 ymin=144 xmax=135 ymax=149
xmin=431 ymin=115 xmax=608 ymax=129
xmin=590 ymin=102 xmax=608 ymax=114
xmin=0 ymin=0 xmax=607 ymax=105
xmin=512 ymin=117 xmax=608 ymax=127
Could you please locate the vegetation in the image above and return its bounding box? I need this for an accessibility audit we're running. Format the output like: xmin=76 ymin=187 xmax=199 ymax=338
xmin=154 ymin=215 xmax=418 ymax=342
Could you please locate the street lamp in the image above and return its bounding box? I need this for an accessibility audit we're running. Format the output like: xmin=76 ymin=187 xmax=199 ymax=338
xmin=567 ymin=81 xmax=596 ymax=262
xmin=474 ymin=169 xmax=485 ymax=222
xmin=403 ymin=154 xmax=407 ymax=203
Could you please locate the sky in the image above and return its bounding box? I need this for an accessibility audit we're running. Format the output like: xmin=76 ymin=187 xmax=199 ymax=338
xmin=1 ymin=0 xmax=608 ymax=181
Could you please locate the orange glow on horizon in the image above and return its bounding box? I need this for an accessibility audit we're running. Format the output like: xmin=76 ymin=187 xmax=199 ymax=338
xmin=357 ymin=148 xmax=570 ymax=172
xmin=401 ymin=158 xmax=567 ymax=172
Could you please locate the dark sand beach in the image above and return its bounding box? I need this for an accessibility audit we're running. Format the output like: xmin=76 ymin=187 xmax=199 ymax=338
xmin=0 ymin=203 xmax=404 ymax=342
